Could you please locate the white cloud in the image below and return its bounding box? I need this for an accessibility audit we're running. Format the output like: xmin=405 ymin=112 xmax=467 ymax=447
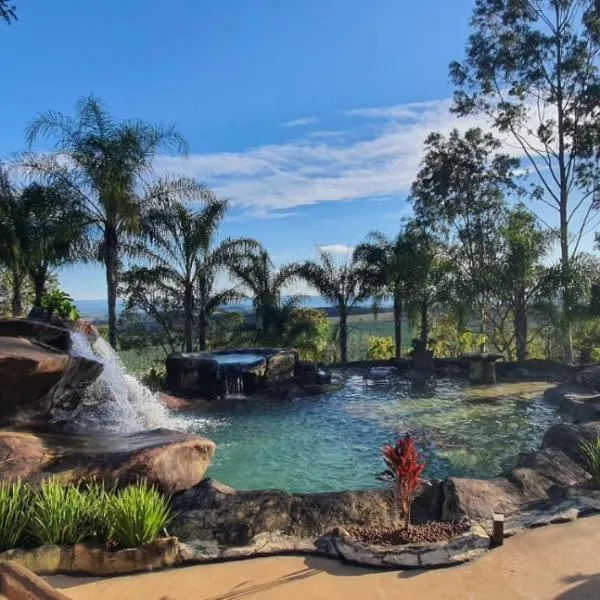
xmin=318 ymin=244 xmax=355 ymax=256
xmin=282 ymin=117 xmax=319 ymax=128
xmin=155 ymin=97 xmax=501 ymax=216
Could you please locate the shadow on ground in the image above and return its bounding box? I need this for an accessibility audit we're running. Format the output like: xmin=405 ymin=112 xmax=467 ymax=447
xmin=555 ymin=573 xmax=600 ymax=599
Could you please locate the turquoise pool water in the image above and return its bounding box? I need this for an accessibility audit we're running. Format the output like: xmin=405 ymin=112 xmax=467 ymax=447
xmin=186 ymin=374 xmax=560 ymax=493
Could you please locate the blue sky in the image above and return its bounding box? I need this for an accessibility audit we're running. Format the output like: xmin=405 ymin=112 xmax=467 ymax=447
xmin=1 ymin=0 xmax=585 ymax=300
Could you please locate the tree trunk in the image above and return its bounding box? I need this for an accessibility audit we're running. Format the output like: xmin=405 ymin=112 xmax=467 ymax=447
xmin=198 ymin=310 xmax=207 ymax=351
xmin=393 ymin=294 xmax=403 ymax=359
xmin=104 ymin=226 xmax=119 ymax=349
xmin=339 ymin=305 xmax=348 ymax=363
xmin=183 ymin=283 xmax=194 ymax=352
xmin=31 ymin=265 xmax=48 ymax=308
xmin=419 ymin=298 xmax=428 ymax=345
xmin=514 ymin=295 xmax=527 ymax=363
xmin=11 ymin=270 xmax=23 ymax=316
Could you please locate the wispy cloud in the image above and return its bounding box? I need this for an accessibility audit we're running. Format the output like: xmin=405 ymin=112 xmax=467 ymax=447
xmin=156 ymin=97 xmax=500 ymax=217
xmin=318 ymin=244 xmax=355 ymax=256
xmin=282 ymin=117 xmax=319 ymax=128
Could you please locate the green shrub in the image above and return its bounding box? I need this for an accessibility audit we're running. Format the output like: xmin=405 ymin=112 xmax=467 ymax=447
xmin=28 ymin=480 xmax=98 ymax=545
xmin=367 ymin=336 xmax=395 ymax=360
xmin=108 ymin=482 xmax=172 ymax=548
xmin=580 ymin=438 xmax=600 ymax=485
xmin=40 ymin=289 xmax=80 ymax=321
xmin=0 ymin=481 xmax=32 ymax=551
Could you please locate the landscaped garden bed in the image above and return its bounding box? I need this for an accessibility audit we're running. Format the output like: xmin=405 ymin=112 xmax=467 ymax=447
xmin=346 ymin=521 xmax=471 ymax=546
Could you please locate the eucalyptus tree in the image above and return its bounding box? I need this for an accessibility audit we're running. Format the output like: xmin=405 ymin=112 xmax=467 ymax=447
xmin=450 ymin=0 xmax=600 ymax=360
xmin=293 ymin=248 xmax=373 ymax=363
xmin=354 ymin=229 xmax=419 ymax=358
xmin=410 ymin=128 xmax=517 ymax=350
xmin=22 ymin=95 xmax=195 ymax=348
xmin=228 ymin=245 xmax=297 ymax=344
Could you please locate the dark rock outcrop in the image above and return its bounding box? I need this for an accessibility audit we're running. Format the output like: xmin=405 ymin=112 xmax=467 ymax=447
xmin=0 ymin=337 xmax=102 ymax=425
xmin=0 ymin=319 xmax=72 ymax=353
xmin=542 ymin=422 xmax=600 ymax=459
xmin=0 ymin=428 xmax=216 ymax=494
xmin=166 ymin=348 xmax=300 ymax=400
xmin=577 ymin=365 xmax=600 ymax=391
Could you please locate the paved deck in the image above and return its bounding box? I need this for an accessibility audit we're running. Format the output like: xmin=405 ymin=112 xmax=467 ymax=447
xmin=49 ymin=514 xmax=600 ymax=600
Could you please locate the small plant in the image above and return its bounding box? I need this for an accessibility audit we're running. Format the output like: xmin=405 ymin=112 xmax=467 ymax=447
xmin=382 ymin=433 xmax=425 ymax=529
xmin=108 ymin=481 xmax=172 ymax=548
xmin=580 ymin=437 xmax=600 ymax=485
xmin=367 ymin=336 xmax=395 ymax=360
xmin=40 ymin=289 xmax=80 ymax=321
xmin=0 ymin=481 xmax=32 ymax=551
xmin=28 ymin=479 xmax=96 ymax=545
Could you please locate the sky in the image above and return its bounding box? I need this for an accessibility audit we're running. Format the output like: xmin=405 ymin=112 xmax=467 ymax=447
xmin=0 ymin=0 xmax=590 ymax=300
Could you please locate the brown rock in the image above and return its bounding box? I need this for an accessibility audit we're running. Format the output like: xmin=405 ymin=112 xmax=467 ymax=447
xmin=0 ymin=337 xmax=102 ymax=425
xmin=0 ymin=428 xmax=216 ymax=494
xmin=0 ymin=319 xmax=72 ymax=353
xmin=441 ymin=477 xmax=521 ymax=522
xmin=542 ymin=422 xmax=600 ymax=460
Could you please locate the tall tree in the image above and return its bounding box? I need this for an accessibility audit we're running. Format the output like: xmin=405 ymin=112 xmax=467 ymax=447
xmin=496 ymin=206 xmax=554 ymax=362
xmin=124 ymin=197 xmax=256 ymax=352
xmin=354 ymin=229 xmax=419 ymax=358
xmin=228 ymin=245 xmax=297 ymax=344
xmin=410 ymin=128 xmax=517 ymax=350
xmin=450 ymin=0 xmax=600 ymax=360
xmin=22 ymin=95 xmax=197 ymax=347
xmin=0 ymin=165 xmax=27 ymax=315
xmin=20 ymin=182 xmax=88 ymax=306
xmin=294 ymin=249 xmax=373 ymax=363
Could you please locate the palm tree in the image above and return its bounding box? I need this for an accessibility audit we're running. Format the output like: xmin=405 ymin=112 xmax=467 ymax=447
xmin=20 ymin=182 xmax=88 ymax=306
xmin=228 ymin=245 xmax=297 ymax=344
xmin=0 ymin=164 xmax=27 ymax=315
xmin=294 ymin=249 xmax=373 ymax=363
xmin=22 ymin=95 xmax=197 ymax=348
xmin=354 ymin=230 xmax=419 ymax=359
xmin=129 ymin=195 xmax=257 ymax=352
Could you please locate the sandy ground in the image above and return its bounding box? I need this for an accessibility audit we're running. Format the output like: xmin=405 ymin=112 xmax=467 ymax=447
xmin=48 ymin=515 xmax=600 ymax=600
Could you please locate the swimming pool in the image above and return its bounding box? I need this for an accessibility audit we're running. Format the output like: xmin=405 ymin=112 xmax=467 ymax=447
xmin=182 ymin=373 xmax=560 ymax=493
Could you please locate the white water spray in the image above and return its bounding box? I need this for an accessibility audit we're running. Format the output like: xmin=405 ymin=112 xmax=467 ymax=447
xmin=69 ymin=332 xmax=179 ymax=433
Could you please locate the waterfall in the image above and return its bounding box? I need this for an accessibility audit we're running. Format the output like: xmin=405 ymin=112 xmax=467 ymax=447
xmin=69 ymin=332 xmax=178 ymax=433
xmin=224 ymin=373 xmax=245 ymax=399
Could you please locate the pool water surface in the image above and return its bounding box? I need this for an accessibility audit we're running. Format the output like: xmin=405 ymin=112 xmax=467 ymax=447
xmin=183 ymin=374 xmax=560 ymax=493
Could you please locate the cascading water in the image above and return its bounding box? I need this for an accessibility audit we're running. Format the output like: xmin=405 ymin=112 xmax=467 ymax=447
xmin=69 ymin=332 xmax=179 ymax=433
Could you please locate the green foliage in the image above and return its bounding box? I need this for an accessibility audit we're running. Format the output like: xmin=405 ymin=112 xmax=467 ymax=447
xmin=141 ymin=364 xmax=167 ymax=391
xmin=430 ymin=317 xmax=479 ymax=358
xmin=28 ymin=480 xmax=97 ymax=545
xmin=367 ymin=336 xmax=395 ymax=360
xmin=40 ymin=289 xmax=80 ymax=321
xmin=580 ymin=438 xmax=600 ymax=486
xmin=280 ymin=308 xmax=333 ymax=361
xmin=572 ymin=318 xmax=600 ymax=363
xmin=107 ymin=482 xmax=172 ymax=548
xmin=0 ymin=481 xmax=32 ymax=551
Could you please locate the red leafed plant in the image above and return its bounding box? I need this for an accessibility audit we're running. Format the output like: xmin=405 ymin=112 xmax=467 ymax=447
xmin=382 ymin=434 xmax=425 ymax=529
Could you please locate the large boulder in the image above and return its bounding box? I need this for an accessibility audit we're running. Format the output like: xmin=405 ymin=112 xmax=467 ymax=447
xmin=0 ymin=319 xmax=72 ymax=353
xmin=542 ymin=422 xmax=600 ymax=459
xmin=166 ymin=348 xmax=298 ymax=399
xmin=577 ymin=365 xmax=600 ymax=391
xmin=171 ymin=478 xmax=441 ymax=546
xmin=0 ymin=337 xmax=102 ymax=425
xmin=0 ymin=428 xmax=216 ymax=494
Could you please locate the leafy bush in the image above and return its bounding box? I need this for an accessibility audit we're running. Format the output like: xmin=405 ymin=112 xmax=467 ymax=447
xmin=382 ymin=434 xmax=425 ymax=529
xmin=367 ymin=336 xmax=395 ymax=360
xmin=108 ymin=482 xmax=172 ymax=548
xmin=580 ymin=438 xmax=600 ymax=485
xmin=0 ymin=481 xmax=32 ymax=551
xmin=141 ymin=363 xmax=166 ymax=391
xmin=28 ymin=480 xmax=98 ymax=545
xmin=40 ymin=289 xmax=80 ymax=321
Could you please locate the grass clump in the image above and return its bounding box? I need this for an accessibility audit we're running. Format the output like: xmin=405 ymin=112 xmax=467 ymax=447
xmin=108 ymin=481 xmax=172 ymax=548
xmin=28 ymin=479 xmax=99 ymax=545
xmin=0 ymin=481 xmax=32 ymax=551
xmin=580 ymin=437 xmax=600 ymax=485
